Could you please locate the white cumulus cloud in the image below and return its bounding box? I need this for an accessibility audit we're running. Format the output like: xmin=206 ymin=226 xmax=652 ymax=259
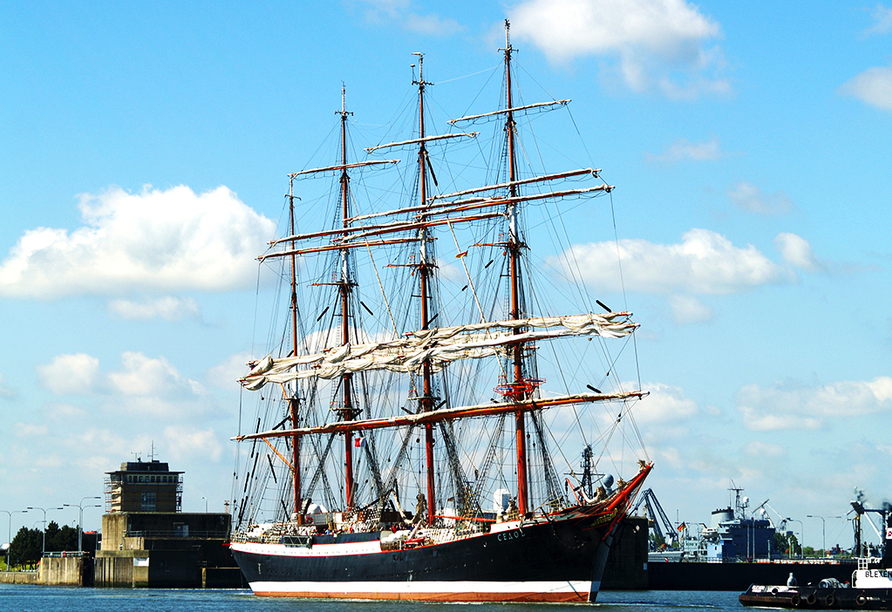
xmin=863 ymin=3 xmax=892 ymax=36
xmin=669 ymin=294 xmax=712 ymax=324
xmin=36 ymin=353 xmax=102 ymax=395
xmin=636 ymin=382 xmax=699 ymax=425
xmin=14 ymin=423 xmax=49 ymax=437
xmin=554 ymin=228 xmax=794 ymax=294
xmin=736 ymin=376 xmax=892 ymax=431
xmin=839 ymin=64 xmax=892 ymax=111
xmin=0 ymin=184 xmax=276 ymax=300
xmin=355 ymin=0 xmax=464 ymax=35
xmin=107 ymin=352 xmax=206 ymax=398
xmin=775 ymin=232 xmax=823 ymax=272
xmin=36 ymin=351 xmax=209 ymax=420
xmin=108 ymin=296 xmax=201 ymax=321
xmin=728 ymin=180 xmax=794 ymax=215
xmin=164 ymin=425 xmax=225 ymax=462
xmin=647 ymin=137 xmax=723 ymax=163
xmin=206 ymin=352 xmax=253 ymax=391
xmin=742 ymin=440 xmax=787 ymax=459
xmin=509 ymin=0 xmax=728 ymax=98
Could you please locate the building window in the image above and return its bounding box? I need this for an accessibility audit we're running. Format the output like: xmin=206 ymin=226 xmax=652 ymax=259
xmin=142 ymin=491 xmax=156 ymax=512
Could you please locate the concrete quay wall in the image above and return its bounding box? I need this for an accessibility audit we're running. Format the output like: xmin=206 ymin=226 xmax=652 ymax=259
xmin=40 ymin=556 xmax=91 ymax=586
xmin=0 ymin=570 xmax=39 ymax=585
xmin=2 ymin=557 xmax=91 ymax=587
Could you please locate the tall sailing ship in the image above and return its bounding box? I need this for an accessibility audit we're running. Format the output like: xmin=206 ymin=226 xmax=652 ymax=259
xmin=229 ymin=22 xmax=652 ymax=603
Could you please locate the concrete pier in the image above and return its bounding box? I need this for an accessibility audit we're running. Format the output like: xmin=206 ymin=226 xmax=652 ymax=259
xmin=0 ymin=570 xmax=39 ymax=585
xmin=0 ymin=555 xmax=87 ymax=586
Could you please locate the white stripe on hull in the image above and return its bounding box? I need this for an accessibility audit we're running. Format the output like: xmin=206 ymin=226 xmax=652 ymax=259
xmin=249 ymin=579 xmax=593 ymax=602
xmin=233 ymin=540 xmax=381 ymax=556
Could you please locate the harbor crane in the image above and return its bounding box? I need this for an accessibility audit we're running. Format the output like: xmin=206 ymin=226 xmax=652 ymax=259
xmin=851 ymin=489 xmax=890 ymax=556
xmin=631 ymin=488 xmax=678 ymax=547
xmin=754 ymin=499 xmax=789 ymax=531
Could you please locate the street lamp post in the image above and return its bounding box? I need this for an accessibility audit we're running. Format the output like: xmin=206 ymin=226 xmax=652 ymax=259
xmin=202 ymin=496 xmax=208 ymax=513
xmin=63 ymin=496 xmax=102 ymax=553
xmin=785 ymin=517 xmax=804 ymax=558
xmin=807 ymin=514 xmax=842 ymax=557
xmin=25 ymin=506 xmax=63 ymax=556
xmin=0 ymin=509 xmax=25 ymax=569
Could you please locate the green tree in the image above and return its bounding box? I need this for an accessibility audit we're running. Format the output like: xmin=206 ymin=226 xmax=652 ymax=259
xmin=8 ymin=526 xmax=41 ymax=569
xmin=46 ymin=521 xmax=77 ymax=551
xmin=45 ymin=521 xmax=78 ymax=552
xmin=774 ymin=531 xmax=801 ymax=557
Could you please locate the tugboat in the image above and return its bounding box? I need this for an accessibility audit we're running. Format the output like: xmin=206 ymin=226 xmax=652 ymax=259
xmin=739 ymin=516 xmax=892 ymax=609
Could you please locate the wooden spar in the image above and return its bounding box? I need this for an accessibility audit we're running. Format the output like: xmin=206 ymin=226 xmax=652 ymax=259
xmin=233 ymin=390 xmax=647 ymax=442
xmin=337 ymin=212 xmax=505 ymax=243
xmin=429 ymin=168 xmax=601 ymax=201
xmin=265 ymin=182 xmax=611 ymax=254
xmin=448 ymin=99 xmax=570 ymax=125
xmin=289 ymin=158 xmax=398 ymax=178
xmin=415 ymin=186 xmax=612 ymax=219
xmin=349 ymin=182 xmax=612 ymax=225
xmin=270 ymin=222 xmax=412 ymax=246
xmin=259 ymin=238 xmax=419 ymax=261
xmin=262 ymin=436 xmax=293 ymax=471
xmin=265 ymin=211 xmax=505 ymax=253
xmin=365 ymin=131 xmax=477 ymax=153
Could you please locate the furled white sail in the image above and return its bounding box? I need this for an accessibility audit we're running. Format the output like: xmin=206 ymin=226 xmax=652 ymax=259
xmin=240 ymin=312 xmax=636 ymax=390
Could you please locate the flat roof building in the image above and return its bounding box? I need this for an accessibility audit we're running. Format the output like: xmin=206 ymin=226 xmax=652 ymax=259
xmin=96 ymin=457 xmax=241 ymax=588
xmin=104 ymin=460 xmax=183 ymax=513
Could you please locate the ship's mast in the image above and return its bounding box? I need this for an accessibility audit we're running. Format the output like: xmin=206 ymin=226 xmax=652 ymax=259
xmin=287 ymin=176 xmax=302 ymax=523
xmin=280 ymin=91 xmax=401 ymax=519
xmin=503 ymin=20 xmax=529 ymax=516
xmin=414 ymin=53 xmax=437 ymax=526
xmin=337 ymin=85 xmax=359 ymax=510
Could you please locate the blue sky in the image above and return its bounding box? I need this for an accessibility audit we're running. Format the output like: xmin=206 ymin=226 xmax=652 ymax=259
xmin=2 ymin=0 xmax=891 ymax=551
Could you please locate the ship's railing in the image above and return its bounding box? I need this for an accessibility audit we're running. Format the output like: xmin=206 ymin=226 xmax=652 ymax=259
xmin=231 ymin=533 xmax=281 ymax=544
xmin=675 ymin=555 xmax=852 ymax=564
xmin=231 ymin=525 xmax=291 ymax=544
xmin=230 ymin=520 xmax=488 ymax=548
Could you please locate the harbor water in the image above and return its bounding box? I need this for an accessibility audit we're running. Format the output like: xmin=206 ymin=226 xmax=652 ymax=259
xmin=0 ymin=585 xmax=744 ymax=612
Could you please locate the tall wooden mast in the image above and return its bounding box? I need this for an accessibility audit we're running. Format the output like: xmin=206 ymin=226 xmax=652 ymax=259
xmin=287 ymin=176 xmax=302 ymax=522
xmin=337 ymin=85 xmax=358 ymax=510
xmin=503 ymin=20 xmax=529 ymax=516
xmin=414 ymin=53 xmax=437 ymax=526
xmin=282 ymin=91 xmax=400 ymax=519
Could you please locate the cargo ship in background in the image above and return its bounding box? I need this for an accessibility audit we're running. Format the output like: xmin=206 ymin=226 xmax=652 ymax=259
xmin=641 ymin=484 xmax=890 ymax=591
xmin=228 ymin=21 xmax=651 ymax=603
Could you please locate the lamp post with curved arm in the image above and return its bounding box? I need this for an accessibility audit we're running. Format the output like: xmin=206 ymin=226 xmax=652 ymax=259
xmin=785 ymin=517 xmax=803 ymax=558
xmin=64 ymin=496 xmax=102 ymax=552
xmin=25 ymin=506 xmax=64 ymax=556
xmin=0 ymin=509 xmax=25 ymax=569
xmin=807 ymin=514 xmax=842 ymax=557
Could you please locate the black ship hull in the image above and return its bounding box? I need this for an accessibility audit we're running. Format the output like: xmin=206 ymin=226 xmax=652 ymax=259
xmin=649 ymin=559 xmax=857 ymax=591
xmin=231 ymin=509 xmax=617 ymax=602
